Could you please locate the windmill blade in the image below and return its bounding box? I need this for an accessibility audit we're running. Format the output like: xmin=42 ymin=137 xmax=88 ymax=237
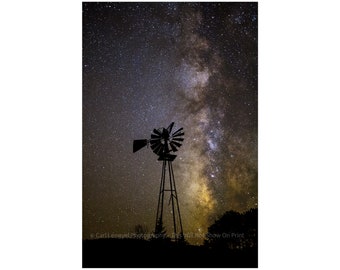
xmin=150 ymin=142 xmax=162 ymax=151
xmin=172 ymin=127 xmax=183 ymax=136
xmin=153 ymin=129 xmax=163 ymax=137
xmin=151 ymin=142 xmax=162 ymax=153
xmin=170 ymin=141 xmax=178 ymax=152
xmin=150 ymin=137 xmax=161 ymax=142
xmin=151 ymin=134 xmax=161 ymax=139
xmin=150 ymin=138 xmax=161 ymax=145
xmin=150 ymin=137 xmax=160 ymax=142
xmin=167 ymin=122 xmax=174 ymax=134
xmin=133 ymin=139 xmax=148 ymax=153
xmin=171 ymin=141 xmax=182 ymax=148
xmin=172 ymin=132 xmax=184 ymax=138
xmin=150 ymin=140 xmax=161 ymax=149
xmin=155 ymin=144 xmax=165 ymax=155
xmin=172 ymin=137 xmax=184 ymax=142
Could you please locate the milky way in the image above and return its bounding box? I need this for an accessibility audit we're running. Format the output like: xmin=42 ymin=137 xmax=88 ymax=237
xmin=83 ymin=2 xmax=257 ymax=245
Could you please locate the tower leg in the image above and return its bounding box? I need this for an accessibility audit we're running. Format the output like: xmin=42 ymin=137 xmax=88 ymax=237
xmin=154 ymin=160 xmax=166 ymax=237
xmin=168 ymin=161 xmax=177 ymax=241
xmin=170 ymin=161 xmax=184 ymax=241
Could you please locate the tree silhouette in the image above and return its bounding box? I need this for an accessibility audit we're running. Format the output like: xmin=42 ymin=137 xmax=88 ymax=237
xmin=242 ymin=208 xmax=258 ymax=248
xmin=134 ymin=224 xmax=148 ymax=239
xmin=204 ymin=208 xmax=257 ymax=249
xmin=151 ymin=219 xmax=170 ymax=242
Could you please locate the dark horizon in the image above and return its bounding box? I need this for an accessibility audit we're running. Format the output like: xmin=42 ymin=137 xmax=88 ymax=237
xmin=83 ymin=208 xmax=258 ymax=267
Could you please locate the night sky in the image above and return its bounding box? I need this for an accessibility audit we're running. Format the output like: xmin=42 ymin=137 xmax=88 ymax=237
xmin=83 ymin=2 xmax=257 ymax=245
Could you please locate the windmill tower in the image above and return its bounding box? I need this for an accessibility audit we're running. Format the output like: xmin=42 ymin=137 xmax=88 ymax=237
xmin=133 ymin=122 xmax=185 ymax=242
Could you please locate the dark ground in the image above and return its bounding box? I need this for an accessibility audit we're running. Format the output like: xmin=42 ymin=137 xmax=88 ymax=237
xmin=82 ymin=238 xmax=258 ymax=268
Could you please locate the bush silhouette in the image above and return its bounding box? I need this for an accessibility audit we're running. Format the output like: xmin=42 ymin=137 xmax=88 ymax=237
xmin=204 ymin=208 xmax=257 ymax=249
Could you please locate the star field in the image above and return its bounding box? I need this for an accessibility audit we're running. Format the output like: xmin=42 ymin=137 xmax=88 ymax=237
xmin=83 ymin=2 xmax=257 ymax=245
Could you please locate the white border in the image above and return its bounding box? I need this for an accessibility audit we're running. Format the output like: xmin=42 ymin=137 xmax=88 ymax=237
xmin=1 ymin=0 xmax=340 ymax=269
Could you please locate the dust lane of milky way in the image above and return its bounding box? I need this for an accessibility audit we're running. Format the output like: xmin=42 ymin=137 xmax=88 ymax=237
xmin=83 ymin=2 xmax=257 ymax=245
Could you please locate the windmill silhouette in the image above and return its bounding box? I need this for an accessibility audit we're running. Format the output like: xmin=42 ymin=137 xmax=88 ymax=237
xmin=133 ymin=122 xmax=185 ymax=242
